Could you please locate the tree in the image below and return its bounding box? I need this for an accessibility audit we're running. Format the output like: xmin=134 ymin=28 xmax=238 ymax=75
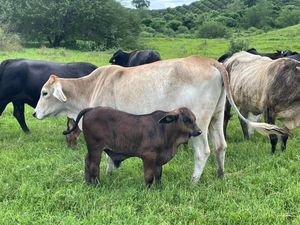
xmin=132 ymin=0 xmax=150 ymax=9
xmin=242 ymin=0 xmax=274 ymax=28
xmin=197 ymin=21 xmax=227 ymax=38
xmin=0 ymin=0 xmax=140 ymax=48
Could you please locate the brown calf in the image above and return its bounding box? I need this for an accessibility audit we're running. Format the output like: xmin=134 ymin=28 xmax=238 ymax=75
xmin=63 ymin=106 xmax=201 ymax=187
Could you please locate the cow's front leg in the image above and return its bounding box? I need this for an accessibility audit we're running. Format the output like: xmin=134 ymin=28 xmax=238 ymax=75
xmin=281 ymin=134 xmax=288 ymax=151
xmin=12 ymin=101 xmax=29 ymax=133
xmin=106 ymin=154 xmax=115 ymax=176
xmin=154 ymin=165 xmax=163 ymax=186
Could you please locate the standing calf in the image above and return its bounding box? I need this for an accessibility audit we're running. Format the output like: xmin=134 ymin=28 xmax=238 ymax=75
xmin=63 ymin=106 xmax=201 ymax=187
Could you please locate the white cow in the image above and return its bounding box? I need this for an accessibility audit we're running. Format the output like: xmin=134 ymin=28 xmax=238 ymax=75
xmin=33 ymin=56 xmax=288 ymax=181
xmin=223 ymin=51 xmax=299 ymax=153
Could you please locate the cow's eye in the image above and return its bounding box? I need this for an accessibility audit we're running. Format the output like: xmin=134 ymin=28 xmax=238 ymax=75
xmin=183 ymin=117 xmax=191 ymax=123
xmin=42 ymin=91 xmax=48 ymax=97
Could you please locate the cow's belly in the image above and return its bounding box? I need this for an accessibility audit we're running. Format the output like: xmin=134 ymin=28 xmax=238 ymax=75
xmin=101 ymin=78 xmax=223 ymax=132
xmin=276 ymin=103 xmax=300 ymax=130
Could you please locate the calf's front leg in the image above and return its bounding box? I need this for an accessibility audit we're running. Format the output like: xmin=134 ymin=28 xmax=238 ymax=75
xmin=143 ymin=158 xmax=156 ymax=188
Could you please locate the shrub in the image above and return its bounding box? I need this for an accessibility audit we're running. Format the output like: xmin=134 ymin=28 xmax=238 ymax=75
xmin=228 ymin=38 xmax=249 ymax=54
xmin=177 ymin=25 xmax=189 ymax=34
xmin=197 ymin=21 xmax=227 ymax=38
xmin=167 ymin=20 xmax=182 ymax=32
xmin=0 ymin=27 xmax=22 ymax=51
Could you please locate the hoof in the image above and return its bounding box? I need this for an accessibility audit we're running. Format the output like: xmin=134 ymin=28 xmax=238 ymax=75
xmin=217 ymin=169 xmax=224 ymax=179
xmin=191 ymin=175 xmax=200 ymax=183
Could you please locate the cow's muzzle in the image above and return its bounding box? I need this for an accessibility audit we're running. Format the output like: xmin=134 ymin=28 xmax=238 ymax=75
xmin=191 ymin=130 xmax=202 ymax=137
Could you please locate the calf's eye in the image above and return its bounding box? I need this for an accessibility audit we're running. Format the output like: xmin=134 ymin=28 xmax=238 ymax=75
xmin=42 ymin=91 xmax=48 ymax=97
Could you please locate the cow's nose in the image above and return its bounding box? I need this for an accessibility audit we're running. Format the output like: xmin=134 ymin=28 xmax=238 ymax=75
xmin=32 ymin=112 xmax=36 ymax=118
xmin=192 ymin=130 xmax=202 ymax=137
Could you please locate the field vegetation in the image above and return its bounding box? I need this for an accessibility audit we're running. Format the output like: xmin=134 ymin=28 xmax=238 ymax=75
xmin=0 ymin=24 xmax=300 ymax=224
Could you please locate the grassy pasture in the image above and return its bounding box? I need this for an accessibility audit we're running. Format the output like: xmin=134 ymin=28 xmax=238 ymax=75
xmin=1 ymin=25 xmax=300 ymax=224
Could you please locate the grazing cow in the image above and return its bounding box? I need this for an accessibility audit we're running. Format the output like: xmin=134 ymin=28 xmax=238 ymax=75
xmin=63 ymin=106 xmax=201 ymax=186
xmin=33 ymin=56 xmax=288 ymax=181
xmin=0 ymin=59 xmax=97 ymax=145
xmin=109 ymin=49 xmax=161 ymax=67
xmin=223 ymin=51 xmax=298 ymax=153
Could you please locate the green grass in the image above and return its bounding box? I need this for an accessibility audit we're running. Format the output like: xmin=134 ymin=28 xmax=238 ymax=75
xmin=1 ymin=25 xmax=300 ymax=224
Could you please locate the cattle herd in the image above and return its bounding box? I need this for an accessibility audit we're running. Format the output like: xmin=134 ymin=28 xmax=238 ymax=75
xmin=1 ymin=48 xmax=299 ymax=187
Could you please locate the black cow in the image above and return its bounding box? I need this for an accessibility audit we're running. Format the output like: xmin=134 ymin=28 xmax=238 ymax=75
xmin=287 ymin=54 xmax=300 ymax=61
xmin=246 ymin=48 xmax=286 ymax=59
xmin=109 ymin=49 xmax=161 ymax=67
xmin=0 ymin=59 xmax=97 ymax=134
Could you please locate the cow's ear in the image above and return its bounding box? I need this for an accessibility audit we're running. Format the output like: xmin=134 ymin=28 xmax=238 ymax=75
xmin=159 ymin=114 xmax=179 ymax=124
xmin=49 ymin=74 xmax=58 ymax=84
xmin=53 ymin=83 xmax=67 ymax=102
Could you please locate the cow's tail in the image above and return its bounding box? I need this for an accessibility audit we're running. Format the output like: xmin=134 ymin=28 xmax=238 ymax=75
xmin=215 ymin=62 xmax=291 ymax=137
xmin=63 ymin=108 xmax=94 ymax=135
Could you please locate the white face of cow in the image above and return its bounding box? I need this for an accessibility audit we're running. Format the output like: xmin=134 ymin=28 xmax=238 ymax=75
xmin=33 ymin=75 xmax=67 ymax=120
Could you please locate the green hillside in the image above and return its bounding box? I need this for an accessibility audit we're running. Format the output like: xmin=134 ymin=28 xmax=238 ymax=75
xmin=141 ymin=0 xmax=300 ymax=38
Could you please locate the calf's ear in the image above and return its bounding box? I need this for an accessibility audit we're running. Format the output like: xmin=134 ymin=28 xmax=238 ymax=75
xmin=53 ymin=83 xmax=67 ymax=102
xmin=159 ymin=114 xmax=179 ymax=124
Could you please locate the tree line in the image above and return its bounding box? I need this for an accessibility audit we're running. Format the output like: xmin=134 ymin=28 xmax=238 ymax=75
xmin=140 ymin=0 xmax=300 ymax=38
xmin=0 ymin=0 xmax=299 ymax=49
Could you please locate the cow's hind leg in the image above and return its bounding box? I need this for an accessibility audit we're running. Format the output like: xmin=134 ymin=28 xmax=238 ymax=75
xmin=223 ymin=99 xmax=231 ymax=139
xmin=209 ymin=110 xmax=227 ymax=178
xmin=12 ymin=101 xmax=29 ymax=133
xmin=191 ymin=132 xmax=210 ymax=182
xmin=239 ymin=108 xmax=250 ymax=140
xmin=264 ymin=108 xmax=278 ymax=153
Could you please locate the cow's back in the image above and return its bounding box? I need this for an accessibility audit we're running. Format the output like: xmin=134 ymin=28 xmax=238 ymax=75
xmin=90 ymin=56 xmax=224 ymax=129
xmin=224 ymin=52 xmax=274 ymax=113
xmin=128 ymin=50 xmax=161 ymax=66
xmin=0 ymin=59 xmax=97 ymax=106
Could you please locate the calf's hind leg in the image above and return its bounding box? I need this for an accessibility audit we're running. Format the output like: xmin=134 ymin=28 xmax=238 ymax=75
xmin=85 ymin=141 xmax=103 ymax=184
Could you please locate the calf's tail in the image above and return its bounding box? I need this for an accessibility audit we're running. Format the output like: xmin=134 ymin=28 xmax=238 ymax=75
xmin=63 ymin=108 xmax=94 ymax=135
xmin=215 ymin=62 xmax=291 ymax=137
